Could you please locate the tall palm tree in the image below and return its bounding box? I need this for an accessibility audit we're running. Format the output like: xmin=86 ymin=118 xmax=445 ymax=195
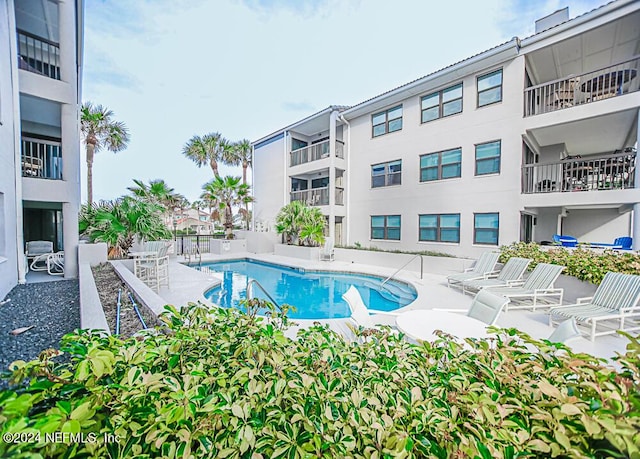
xmin=128 ymin=179 xmax=175 ymax=207
xmin=182 ymin=132 xmax=228 ymax=179
xmin=223 ymin=139 xmax=253 ymax=229
xmin=201 ymin=176 xmax=252 ymax=239
xmin=81 ymin=102 xmax=130 ymax=204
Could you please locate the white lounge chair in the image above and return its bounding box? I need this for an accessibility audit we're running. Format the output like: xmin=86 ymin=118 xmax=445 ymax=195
xmin=320 ymin=236 xmax=335 ymax=261
xmin=342 ymin=285 xmax=400 ymax=329
xmin=485 ymin=263 xmax=564 ymax=310
xmin=447 ymin=252 xmax=500 ymax=289
xmin=461 ymin=257 xmax=532 ymax=295
xmin=548 ymin=318 xmax=582 ymax=344
xmin=26 ymin=240 xmax=54 ymax=271
xmin=436 ymin=289 xmax=511 ymax=326
xmin=549 ymin=271 xmax=640 ymax=341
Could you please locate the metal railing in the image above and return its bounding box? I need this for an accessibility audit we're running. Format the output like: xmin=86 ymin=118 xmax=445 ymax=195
xmin=524 ymin=56 xmax=639 ymax=117
xmin=21 ymin=137 xmax=62 ymax=179
xmin=17 ymin=30 xmax=61 ymax=80
xmin=175 ymin=234 xmax=225 ymax=255
xmin=381 ymin=254 xmax=424 ymax=286
xmin=521 ymin=149 xmax=636 ymax=194
xmin=247 ymin=279 xmax=281 ymax=310
xmin=290 ymin=187 xmax=329 ymax=206
xmin=290 ymin=140 xmax=345 ymax=166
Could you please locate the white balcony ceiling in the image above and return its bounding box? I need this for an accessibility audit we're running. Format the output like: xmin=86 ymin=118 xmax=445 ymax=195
xmin=527 ymin=108 xmax=637 ymax=155
xmin=527 ymin=11 xmax=640 ymax=83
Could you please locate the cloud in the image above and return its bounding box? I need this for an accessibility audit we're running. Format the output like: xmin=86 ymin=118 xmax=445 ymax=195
xmin=239 ymin=0 xmax=330 ymax=16
xmin=282 ymin=101 xmax=316 ymax=112
xmin=82 ymin=50 xmax=141 ymax=92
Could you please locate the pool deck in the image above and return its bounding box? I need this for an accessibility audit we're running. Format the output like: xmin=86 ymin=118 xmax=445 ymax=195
xmin=153 ymin=252 xmax=631 ymax=362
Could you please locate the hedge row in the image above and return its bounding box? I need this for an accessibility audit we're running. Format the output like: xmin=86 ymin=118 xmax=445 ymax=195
xmin=1 ymin=302 xmax=639 ymax=458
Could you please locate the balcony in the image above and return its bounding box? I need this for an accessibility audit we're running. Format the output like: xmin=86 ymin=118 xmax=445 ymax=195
xmin=524 ymin=56 xmax=639 ymax=117
xmin=290 ymin=187 xmax=329 ymax=206
xmin=521 ymin=149 xmax=636 ymax=194
xmin=21 ymin=137 xmax=63 ymax=180
xmin=17 ymin=30 xmax=61 ymax=80
xmin=290 ymin=140 xmax=344 ymax=167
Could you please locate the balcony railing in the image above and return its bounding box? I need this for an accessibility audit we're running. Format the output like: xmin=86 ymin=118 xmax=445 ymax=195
xmin=521 ymin=149 xmax=636 ymax=194
xmin=524 ymin=56 xmax=639 ymax=117
xmin=21 ymin=137 xmax=63 ymax=180
xmin=17 ymin=30 xmax=61 ymax=80
xmin=290 ymin=187 xmax=329 ymax=206
xmin=290 ymin=140 xmax=345 ymax=167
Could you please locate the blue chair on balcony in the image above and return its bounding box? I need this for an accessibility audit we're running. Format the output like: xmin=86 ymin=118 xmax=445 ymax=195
xmin=552 ymin=234 xmax=578 ymax=247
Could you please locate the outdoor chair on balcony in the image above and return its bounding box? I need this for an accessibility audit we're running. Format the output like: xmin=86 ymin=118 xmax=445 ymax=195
xmin=549 ymin=271 xmax=640 ymax=341
xmin=26 ymin=240 xmax=54 ymax=271
xmin=446 ymin=251 xmax=500 ymax=289
xmin=484 ymin=263 xmax=564 ymax=311
xmin=461 ymin=257 xmax=532 ymax=295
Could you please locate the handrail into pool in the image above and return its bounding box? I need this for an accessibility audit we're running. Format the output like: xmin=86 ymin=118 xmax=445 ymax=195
xmin=381 ymin=254 xmax=424 ymax=286
xmin=247 ymin=279 xmax=282 ymax=310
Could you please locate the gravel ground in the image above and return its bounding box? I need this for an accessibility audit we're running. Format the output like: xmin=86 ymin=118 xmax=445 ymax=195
xmin=0 ymin=280 xmax=80 ymax=376
xmin=92 ymin=263 xmax=161 ymax=337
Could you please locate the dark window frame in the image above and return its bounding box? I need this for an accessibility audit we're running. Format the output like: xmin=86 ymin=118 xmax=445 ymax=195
xmin=419 ymin=148 xmax=462 ymax=182
xmin=474 ymin=212 xmax=499 ymax=245
xmin=371 ymin=215 xmax=401 ymax=241
xmin=371 ymin=159 xmax=402 ymax=188
xmin=477 ymin=69 xmax=503 ymax=107
xmin=419 ymin=213 xmax=460 ymax=243
xmin=421 ymin=83 xmax=463 ymax=123
xmin=372 ymin=105 xmax=403 ymax=137
xmin=475 ymin=140 xmax=501 ymax=176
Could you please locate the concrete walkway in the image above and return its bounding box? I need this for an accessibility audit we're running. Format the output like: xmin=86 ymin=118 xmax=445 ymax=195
xmin=145 ymin=252 xmax=629 ymax=362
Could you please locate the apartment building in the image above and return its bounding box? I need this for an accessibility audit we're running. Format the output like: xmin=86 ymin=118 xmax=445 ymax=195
xmin=0 ymin=0 xmax=84 ymax=298
xmin=253 ymin=0 xmax=640 ymax=258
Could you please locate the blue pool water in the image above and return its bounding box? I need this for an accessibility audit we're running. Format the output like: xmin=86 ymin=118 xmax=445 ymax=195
xmin=198 ymin=259 xmax=417 ymax=319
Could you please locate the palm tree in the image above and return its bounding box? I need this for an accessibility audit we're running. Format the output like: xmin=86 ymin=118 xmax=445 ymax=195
xmin=128 ymin=179 xmax=175 ymax=207
xmin=182 ymin=132 xmax=228 ymax=179
xmin=223 ymin=139 xmax=254 ymax=229
xmin=201 ymin=176 xmax=252 ymax=239
xmin=81 ymin=102 xmax=130 ymax=204
xmin=275 ymin=201 xmax=326 ymax=246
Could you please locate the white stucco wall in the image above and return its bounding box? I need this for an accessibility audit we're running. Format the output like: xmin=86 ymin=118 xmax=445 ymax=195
xmin=253 ymin=135 xmax=286 ymax=232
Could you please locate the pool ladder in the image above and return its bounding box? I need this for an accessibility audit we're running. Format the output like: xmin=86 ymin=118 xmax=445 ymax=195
xmin=380 ymin=254 xmax=424 ymax=287
xmin=246 ymin=279 xmax=281 ymax=310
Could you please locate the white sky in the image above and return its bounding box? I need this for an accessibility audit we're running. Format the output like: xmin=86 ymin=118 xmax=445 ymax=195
xmin=82 ymin=0 xmax=604 ymax=203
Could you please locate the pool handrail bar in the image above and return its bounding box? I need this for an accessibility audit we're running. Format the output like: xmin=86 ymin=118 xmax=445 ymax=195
xmin=247 ymin=279 xmax=282 ymax=310
xmin=381 ymin=254 xmax=423 ymax=286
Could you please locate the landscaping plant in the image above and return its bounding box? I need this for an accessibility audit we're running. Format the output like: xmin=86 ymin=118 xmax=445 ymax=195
xmin=275 ymin=201 xmax=326 ymax=246
xmin=500 ymin=242 xmax=640 ymax=284
xmin=1 ymin=302 xmax=639 ymax=458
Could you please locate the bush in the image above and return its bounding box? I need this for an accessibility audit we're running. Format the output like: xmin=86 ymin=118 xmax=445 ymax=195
xmin=1 ymin=303 xmax=639 ymax=458
xmin=500 ymin=242 xmax=640 ymax=284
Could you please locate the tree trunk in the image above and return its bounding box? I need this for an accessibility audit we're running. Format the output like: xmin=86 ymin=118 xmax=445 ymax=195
xmin=86 ymin=143 xmax=95 ymax=204
xmin=242 ymin=162 xmax=249 ymax=229
xmin=210 ymin=159 xmax=220 ymax=179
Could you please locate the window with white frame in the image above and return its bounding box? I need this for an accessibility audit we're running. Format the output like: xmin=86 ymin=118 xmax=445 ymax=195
xmin=372 ymin=106 xmax=403 ymax=137
xmin=419 ymin=214 xmax=460 ymax=243
xmin=475 ymin=140 xmax=501 ymax=175
xmin=420 ymin=148 xmax=462 ymax=182
xmin=477 ymin=69 xmax=503 ymax=107
xmin=371 ymin=215 xmax=401 ymax=240
xmin=371 ymin=160 xmax=402 ymax=188
xmin=474 ymin=213 xmax=499 ymax=245
xmin=421 ymin=83 xmax=463 ymax=123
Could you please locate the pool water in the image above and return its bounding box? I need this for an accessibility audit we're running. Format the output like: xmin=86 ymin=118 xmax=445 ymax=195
xmin=198 ymin=259 xmax=417 ymax=319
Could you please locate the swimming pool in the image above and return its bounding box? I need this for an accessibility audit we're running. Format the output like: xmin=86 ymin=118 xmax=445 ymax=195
xmin=198 ymin=259 xmax=417 ymax=319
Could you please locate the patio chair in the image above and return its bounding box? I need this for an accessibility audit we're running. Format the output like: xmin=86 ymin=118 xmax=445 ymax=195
xmin=342 ymin=285 xmax=400 ymax=329
xmin=484 ymin=263 xmax=564 ymax=310
xmin=549 ymin=271 xmax=640 ymax=341
xmin=446 ymin=251 xmax=500 ymax=289
xmin=26 ymin=240 xmax=54 ymax=271
xmin=46 ymin=252 xmax=64 ymax=276
xmin=589 ymin=236 xmax=633 ymax=250
xmin=435 ymin=289 xmax=510 ymax=326
xmin=552 ymin=234 xmax=578 ymax=247
xmin=547 ymin=318 xmax=582 ymax=344
xmin=136 ymin=241 xmax=171 ymax=291
xmin=461 ymin=257 xmax=532 ymax=294
xmin=320 ymin=236 xmax=335 ymax=261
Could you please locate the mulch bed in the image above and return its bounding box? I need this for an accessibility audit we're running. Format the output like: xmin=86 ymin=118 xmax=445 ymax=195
xmin=91 ymin=263 xmax=161 ymax=338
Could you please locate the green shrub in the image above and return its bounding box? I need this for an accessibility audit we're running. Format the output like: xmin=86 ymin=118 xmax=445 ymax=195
xmin=1 ymin=303 xmax=639 ymax=458
xmin=500 ymin=242 xmax=640 ymax=284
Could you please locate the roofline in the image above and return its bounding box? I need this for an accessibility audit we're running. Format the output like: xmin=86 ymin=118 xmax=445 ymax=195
xmin=340 ymin=38 xmax=519 ymax=119
xmin=251 ymin=105 xmax=348 ymax=145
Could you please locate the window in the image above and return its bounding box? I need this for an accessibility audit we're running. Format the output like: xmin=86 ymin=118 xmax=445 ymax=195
xmin=371 ymin=215 xmax=401 ymax=240
xmin=420 ymin=148 xmax=462 ymax=182
xmin=291 ymin=138 xmax=308 ymax=151
xmin=371 ymin=160 xmax=402 ymax=188
xmin=477 ymin=69 xmax=502 ymax=107
xmin=421 ymin=83 xmax=463 ymax=123
xmin=475 ymin=140 xmax=501 ymax=175
xmin=419 ymin=214 xmax=460 ymax=243
xmin=474 ymin=213 xmax=499 ymax=245
xmin=311 ymin=177 xmax=329 ymax=188
xmin=372 ymin=106 xmax=403 ymax=137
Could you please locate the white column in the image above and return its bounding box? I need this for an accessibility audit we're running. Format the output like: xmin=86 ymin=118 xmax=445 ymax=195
xmin=328 ymin=111 xmax=338 ymax=240
xmin=57 ymin=0 xmax=77 ymax=84
xmin=633 ymin=109 xmax=640 ymax=250
xmin=62 ymin=201 xmax=78 ymax=278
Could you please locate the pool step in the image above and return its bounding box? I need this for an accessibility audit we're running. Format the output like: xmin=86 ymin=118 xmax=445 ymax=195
xmin=364 ymin=281 xmax=415 ymax=302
